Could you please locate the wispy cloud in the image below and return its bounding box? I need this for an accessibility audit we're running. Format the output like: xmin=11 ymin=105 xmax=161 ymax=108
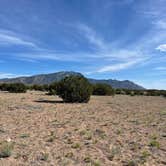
xmin=156 ymin=44 xmax=166 ymax=52
xmin=0 ymin=22 xmax=157 ymax=75
xmin=14 ymin=51 xmax=95 ymax=62
xmin=97 ymin=59 xmax=143 ymax=73
xmin=77 ymin=24 xmax=106 ymax=50
xmin=0 ymin=29 xmax=37 ymax=48
xmin=0 ymin=72 xmax=28 ymax=79
xmin=76 ymin=24 xmax=148 ymax=73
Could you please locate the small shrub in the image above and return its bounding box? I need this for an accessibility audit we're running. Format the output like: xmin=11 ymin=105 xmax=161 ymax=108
xmin=0 ymin=83 xmax=9 ymax=91
xmin=146 ymin=89 xmax=160 ymax=96
xmin=139 ymin=151 xmax=150 ymax=164
xmin=92 ymin=83 xmax=115 ymax=96
xmin=84 ymin=156 xmax=91 ymax=163
xmin=43 ymin=84 xmax=49 ymax=91
xmin=134 ymin=90 xmax=144 ymax=96
xmin=30 ymin=84 xmax=45 ymax=91
xmin=80 ymin=129 xmax=92 ymax=140
xmin=163 ymin=92 xmax=166 ymax=98
xmin=149 ymin=140 xmax=160 ymax=148
xmin=46 ymin=131 xmax=56 ymax=142
xmin=48 ymin=82 xmax=58 ymax=95
xmin=65 ymin=152 xmax=74 ymax=158
xmin=125 ymin=160 xmax=138 ymax=166
xmin=56 ymin=76 xmax=92 ymax=103
xmin=7 ymin=83 xmax=27 ymax=93
xmin=93 ymin=160 xmax=101 ymax=166
xmin=115 ymin=89 xmax=123 ymax=94
xmin=71 ymin=143 xmax=81 ymax=149
xmin=123 ymin=89 xmax=132 ymax=95
xmin=0 ymin=141 xmax=14 ymax=158
xmin=20 ymin=134 xmax=30 ymax=138
xmin=40 ymin=152 xmax=49 ymax=161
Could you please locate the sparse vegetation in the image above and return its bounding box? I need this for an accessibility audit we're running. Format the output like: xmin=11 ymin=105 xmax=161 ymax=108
xmin=48 ymin=82 xmax=58 ymax=95
xmin=125 ymin=160 xmax=138 ymax=166
xmin=46 ymin=131 xmax=56 ymax=142
xmin=92 ymin=83 xmax=115 ymax=96
xmin=71 ymin=142 xmax=81 ymax=149
xmin=20 ymin=133 xmax=30 ymax=138
xmin=115 ymin=88 xmax=166 ymax=97
xmin=1 ymin=82 xmax=165 ymax=97
xmin=65 ymin=152 xmax=74 ymax=158
xmin=30 ymin=84 xmax=48 ymax=91
xmin=80 ymin=129 xmax=93 ymax=140
xmin=83 ymin=156 xmax=91 ymax=163
xmin=0 ymin=83 xmax=27 ymax=93
xmin=0 ymin=141 xmax=14 ymax=158
xmin=40 ymin=152 xmax=49 ymax=161
xmin=149 ymin=139 xmax=160 ymax=148
xmin=0 ymin=90 xmax=165 ymax=165
xmin=139 ymin=151 xmax=150 ymax=164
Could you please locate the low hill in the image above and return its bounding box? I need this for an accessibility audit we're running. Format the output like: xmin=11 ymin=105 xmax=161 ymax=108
xmin=0 ymin=71 xmax=144 ymax=90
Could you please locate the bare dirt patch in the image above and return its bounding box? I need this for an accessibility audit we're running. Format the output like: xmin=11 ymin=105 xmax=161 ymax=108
xmin=0 ymin=91 xmax=166 ymax=166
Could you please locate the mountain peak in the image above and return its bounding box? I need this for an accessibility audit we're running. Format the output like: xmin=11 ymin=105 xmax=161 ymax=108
xmin=0 ymin=71 xmax=144 ymax=90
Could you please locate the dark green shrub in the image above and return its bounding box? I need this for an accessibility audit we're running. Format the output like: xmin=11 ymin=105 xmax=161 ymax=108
xmin=6 ymin=83 xmax=27 ymax=93
xmin=133 ymin=90 xmax=144 ymax=96
xmin=0 ymin=141 xmax=14 ymax=158
xmin=115 ymin=89 xmax=123 ymax=94
xmin=92 ymin=83 xmax=115 ymax=96
xmin=43 ymin=84 xmax=49 ymax=91
xmin=48 ymin=82 xmax=58 ymax=95
xmin=0 ymin=83 xmax=10 ymax=91
xmin=130 ymin=91 xmax=135 ymax=96
xmin=56 ymin=76 xmax=92 ymax=103
xmin=146 ymin=89 xmax=160 ymax=96
xmin=30 ymin=84 xmax=45 ymax=91
xmin=123 ymin=89 xmax=132 ymax=95
xmin=161 ymin=90 xmax=166 ymax=98
xmin=114 ymin=88 xmax=166 ymax=97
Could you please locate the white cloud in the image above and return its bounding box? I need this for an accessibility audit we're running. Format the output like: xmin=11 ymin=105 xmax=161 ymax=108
xmin=76 ymin=24 xmax=149 ymax=73
xmin=77 ymin=24 xmax=106 ymax=50
xmin=15 ymin=51 xmax=94 ymax=62
xmin=0 ymin=29 xmax=37 ymax=48
xmin=0 ymin=72 xmax=28 ymax=79
xmin=101 ymin=50 xmax=143 ymax=60
xmin=18 ymin=54 xmax=62 ymax=61
xmin=97 ymin=59 xmax=142 ymax=73
xmin=156 ymin=44 xmax=166 ymax=52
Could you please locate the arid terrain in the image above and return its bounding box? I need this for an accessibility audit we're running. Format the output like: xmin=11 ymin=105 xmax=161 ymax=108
xmin=0 ymin=91 xmax=166 ymax=166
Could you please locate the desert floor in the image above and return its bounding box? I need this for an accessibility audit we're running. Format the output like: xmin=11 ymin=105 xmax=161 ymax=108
xmin=0 ymin=91 xmax=166 ymax=166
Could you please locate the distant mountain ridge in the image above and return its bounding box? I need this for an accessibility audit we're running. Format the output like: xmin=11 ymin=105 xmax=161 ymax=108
xmin=0 ymin=71 xmax=145 ymax=90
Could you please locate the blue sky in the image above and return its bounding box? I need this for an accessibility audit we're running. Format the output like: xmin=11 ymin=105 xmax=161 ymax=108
xmin=0 ymin=0 xmax=166 ymax=89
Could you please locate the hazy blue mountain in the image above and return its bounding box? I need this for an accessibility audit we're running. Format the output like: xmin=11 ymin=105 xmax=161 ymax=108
xmin=0 ymin=71 xmax=144 ymax=90
xmin=88 ymin=78 xmax=145 ymax=90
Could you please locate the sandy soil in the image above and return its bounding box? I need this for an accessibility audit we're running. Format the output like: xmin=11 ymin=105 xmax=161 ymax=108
xmin=0 ymin=91 xmax=166 ymax=166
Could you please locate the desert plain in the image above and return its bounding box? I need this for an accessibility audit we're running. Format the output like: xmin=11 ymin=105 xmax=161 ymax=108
xmin=0 ymin=91 xmax=166 ymax=166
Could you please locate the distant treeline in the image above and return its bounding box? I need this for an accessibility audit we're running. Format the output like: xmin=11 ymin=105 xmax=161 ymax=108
xmin=115 ymin=88 xmax=166 ymax=97
xmin=0 ymin=79 xmax=166 ymax=98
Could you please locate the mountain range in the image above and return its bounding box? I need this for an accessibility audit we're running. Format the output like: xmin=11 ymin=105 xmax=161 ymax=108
xmin=0 ymin=71 xmax=145 ymax=90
